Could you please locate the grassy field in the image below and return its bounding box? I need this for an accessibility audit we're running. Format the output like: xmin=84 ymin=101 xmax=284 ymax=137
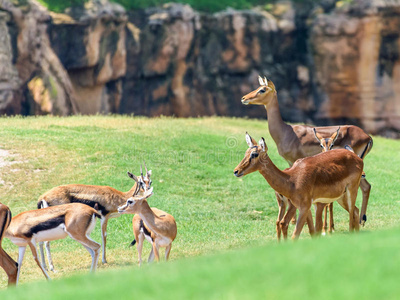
xmin=0 ymin=116 xmax=399 ymax=296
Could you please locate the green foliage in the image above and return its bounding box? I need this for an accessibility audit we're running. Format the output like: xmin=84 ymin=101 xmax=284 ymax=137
xmin=37 ymin=0 xmax=89 ymax=13
xmin=0 ymin=116 xmax=398 ymax=292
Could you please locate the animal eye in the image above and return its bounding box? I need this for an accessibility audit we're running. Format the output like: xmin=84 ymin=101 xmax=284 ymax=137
xmin=320 ymin=145 xmax=323 ymax=148
xmin=127 ymin=200 xmax=133 ymax=205
xmin=258 ymin=89 xmax=266 ymax=94
xmin=250 ymin=152 xmax=259 ymax=158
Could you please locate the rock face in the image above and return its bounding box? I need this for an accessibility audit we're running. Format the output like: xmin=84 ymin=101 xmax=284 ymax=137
xmin=1 ymin=0 xmax=400 ymax=136
xmin=310 ymin=0 xmax=400 ymax=136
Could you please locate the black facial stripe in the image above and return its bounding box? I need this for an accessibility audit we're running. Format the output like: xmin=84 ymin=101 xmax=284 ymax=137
xmin=27 ymin=216 xmax=65 ymax=238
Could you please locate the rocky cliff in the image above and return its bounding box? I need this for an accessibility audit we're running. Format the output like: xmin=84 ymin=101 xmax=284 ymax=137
xmin=1 ymin=0 xmax=400 ymax=137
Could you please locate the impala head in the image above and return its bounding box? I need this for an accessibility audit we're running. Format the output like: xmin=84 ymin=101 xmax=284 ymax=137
xmin=313 ymin=127 xmax=340 ymax=152
xmin=127 ymin=161 xmax=152 ymax=193
xmin=234 ymin=133 xmax=268 ymax=178
xmin=118 ymin=187 xmax=154 ymax=214
xmin=241 ymin=76 xmax=276 ymax=106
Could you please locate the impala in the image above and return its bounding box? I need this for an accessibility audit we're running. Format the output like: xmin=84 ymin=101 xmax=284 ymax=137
xmin=234 ymin=133 xmax=363 ymax=239
xmin=37 ymin=164 xmax=152 ymax=270
xmin=241 ymin=76 xmax=372 ymax=228
xmin=118 ymin=188 xmax=177 ymax=266
xmin=5 ymin=203 xmax=101 ymax=284
xmin=0 ymin=203 xmax=18 ymax=286
xmin=313 ymin=127 xmax=340 ymax=234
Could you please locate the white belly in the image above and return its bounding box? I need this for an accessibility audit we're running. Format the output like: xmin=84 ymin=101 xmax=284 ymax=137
xmin=313 ymin=195 xmax=343 ymax=204
xmin=156 ymin=236 xmax=172 ymax=247
xmin=9 ymin=237 xmax=28 ymax=247
xmin=34 ymin=224 xmax=68 ymax=242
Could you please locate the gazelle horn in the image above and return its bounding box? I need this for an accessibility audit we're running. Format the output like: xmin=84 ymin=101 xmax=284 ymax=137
xmin=143 ymin=160 xmax=148 ymax=175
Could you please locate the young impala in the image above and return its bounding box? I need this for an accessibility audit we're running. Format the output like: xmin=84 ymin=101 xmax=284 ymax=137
xmin=0 ymin=203 xmax=18 ymax=286
xmin=234 ymin=133 xmax=363 ymax=239
xmin=241 ymin=77 xmax=372 ymax=237
xmin=5 ymin=203 xmax=101 ymax=284
xmin=118 ymin=188 xmax=177 ymax=266
xmin=37 ymin=164 xmax=152 ymax=271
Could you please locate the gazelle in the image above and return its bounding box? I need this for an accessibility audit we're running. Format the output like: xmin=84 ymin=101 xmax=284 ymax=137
xmin=313 ymin=127 xmax=340 ymax=234
xmin=5 ymin=203 xmax=101 ymax=284
xmin=0 ymin=203 xmax=18 ymax=286
xmin=118 ymin=188 xmax=177 ymax=266
xmin=241 ymin=76 xmax=373 ymax=228
xmin=37 ymin=164 xmax=152 ymax=270
xmin=234 ymin=133 xmax=363 ymax=239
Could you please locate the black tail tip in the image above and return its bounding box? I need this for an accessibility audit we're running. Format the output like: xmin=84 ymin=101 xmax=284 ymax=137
xmin=129 ymin=239 xmax=136 ymax=247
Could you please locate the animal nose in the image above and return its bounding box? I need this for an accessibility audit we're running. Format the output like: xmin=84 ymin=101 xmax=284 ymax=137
xmin=234 ymin=170 xmax=238 ymax=175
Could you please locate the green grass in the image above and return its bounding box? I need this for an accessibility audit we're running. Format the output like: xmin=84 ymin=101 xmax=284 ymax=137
xmin=0 ymin=116 xmax=399 ymax=296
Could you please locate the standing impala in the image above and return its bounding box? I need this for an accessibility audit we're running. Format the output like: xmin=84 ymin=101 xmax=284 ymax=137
xmin=37 ymin=164 xmax=152 ymax=271
xmin=5 ymin=203 xmax=101 ymax=284
xmin=313 ymin=127 xmax=340 ymax=234
xmin=241 ymin=77 xmax=372 ymax=229
xmin=234 ymin=133 xmax=363 ymax=239
xmin=0 ymin=203 xmax=18 ymax=286
xmin=118 ymin=188 xmax=177 ymax=265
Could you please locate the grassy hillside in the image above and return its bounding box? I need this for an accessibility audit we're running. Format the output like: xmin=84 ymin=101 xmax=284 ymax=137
xmin=0 ymin=116 xmax=399 ymax=293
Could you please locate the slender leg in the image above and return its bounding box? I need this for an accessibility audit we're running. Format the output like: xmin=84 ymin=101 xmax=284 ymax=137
xmin=280 ymin=202 xmax=296 ymax=240
xmin=16 ymin=246 xmax=26 ymax=285
xmin=152 ymin=242 xmax=160 ymax=262
xmin=148 ymin=248 xmax=155 ymax=263
xmin=165 ymin=244 xmax=172 ymax=261
xmin=28 ymin=241 xmax=50 ymax=280
xmin=100 ymin=217 xmax=109 ymax=264
xmin=44 ymin=241 xmax=55 ymax=271
xmin=292 ymin=204 xmax=312 ymax=240
xmin=67 ymin=232 xmax=100 ymax=272
xmin=275 ymin=192 xmax=286 ymax=241
xmin=137 ymin=232 xmax=144 ymax=266
xmin=0 ymin=247 xmax=18 ymax=286
xmin=323 ymin=205 xmax=328 ymax=235
xmin=314 ymin=203 xmax=325 ymax=236
xmin=39 ymin=241 xmax=48 ymax=271
xmin=359 ymin=178 xmax=371 ymax=226
xmin=328 ymin=203 xmax=334 ymax=233
xmin=305 ymin=210 xmax=315 ymax=236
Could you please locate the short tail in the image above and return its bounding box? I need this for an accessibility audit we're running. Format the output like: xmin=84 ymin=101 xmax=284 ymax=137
xmin=129 ymin=239 xmax=136 ymax=247
xmin=360 ymin=138 xmax=373 ymax=160
xmin=37 ymin=199 xmax=49 ymax=209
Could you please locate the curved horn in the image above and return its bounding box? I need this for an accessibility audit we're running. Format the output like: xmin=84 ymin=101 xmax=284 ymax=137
xmin=140 ymin=165 xmax=143 ymax=177
xmin=143 ymin=160 xmax=148 ymax=175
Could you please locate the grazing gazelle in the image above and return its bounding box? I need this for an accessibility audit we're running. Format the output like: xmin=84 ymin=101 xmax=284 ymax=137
xmin=0 ymin=203 xmax=18 ymax=286
xmin=37 ymin=164 xmax=152 ymax=271
xmin=241 ymin=76 xmax=372 ymax=231
xmin=234 ymin=133 xmax=363 ymax=239
xmin=5 ymin=203 xmax=101 ymax=284
xmin=118 ymin=188 xmax=177 ymax=266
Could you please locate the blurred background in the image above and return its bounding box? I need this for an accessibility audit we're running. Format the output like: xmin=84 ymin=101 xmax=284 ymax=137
xmin=0 ymin=0 xmax=399 ymax=137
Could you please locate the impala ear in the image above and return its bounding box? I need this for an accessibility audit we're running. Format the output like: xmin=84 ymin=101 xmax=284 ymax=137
xmin=127 ymin=171 xmax=138 ymax=182
xmin=259 ymin=137 xmax=267 ymax=152
xmin=147 ymin=170 xmax=152 ymax=177
xmin=263 ymin=77 xmax=268 ymax=86
xmin=267 ymin=79 xmax=276 ymax=91
xmin=332 ymin=127 xmax=340 ymax=143
xmin=313 ymin=128 xmax=322 ymax=142
xmin=245 ymin=132 xmax=257 ymax=147
xmin=258 ymin=75 xmax=264 ymax=86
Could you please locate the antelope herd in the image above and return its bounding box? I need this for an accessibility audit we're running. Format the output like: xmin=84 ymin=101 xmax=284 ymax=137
xmin=0 ymin=76 xmax=373 ymax=287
